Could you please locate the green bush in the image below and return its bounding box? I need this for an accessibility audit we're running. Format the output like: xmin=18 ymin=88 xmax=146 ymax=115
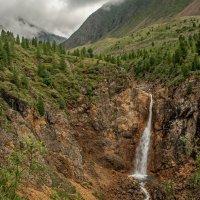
xmin=186 ymin=84 xmax=193 ymax=95
xmin=0 ymin=137 xmax=46 ymax=199
xmin=192 ymin=154 xmax=200 ymax=187
xmin=163 ymin=180 xmax=175 ymax=198
xmin=58 ymin=97 xmax=65 ymax=109
xmin=21 ymin=75 xmax=29 ymax=89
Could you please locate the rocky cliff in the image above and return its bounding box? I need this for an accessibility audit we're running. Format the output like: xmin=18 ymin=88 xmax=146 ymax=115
xmin=149 ymin=76 xmax=200 ymax=199
xmin=1 ymin=74 xmax=199 ymax=199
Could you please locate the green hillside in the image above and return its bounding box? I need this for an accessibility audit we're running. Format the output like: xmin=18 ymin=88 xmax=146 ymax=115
xmin=71 ymin=16 xmax=200 ymax=87
xmin=0 ymin=30 xmax=129 ymax=199
xmin=64 ymin=0 xmax=196 ymax=48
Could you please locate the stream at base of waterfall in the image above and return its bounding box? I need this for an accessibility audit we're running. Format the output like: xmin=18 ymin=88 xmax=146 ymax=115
xmin=129 ymin=94 xmax=153 ymax=200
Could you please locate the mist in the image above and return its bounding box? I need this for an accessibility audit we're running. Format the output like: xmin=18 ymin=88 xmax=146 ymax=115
xmin=0 ymin=0 xmax=125 ymax=38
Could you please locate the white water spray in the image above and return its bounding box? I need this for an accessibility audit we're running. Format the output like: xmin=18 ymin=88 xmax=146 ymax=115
xmin=134 ymin=94 xmax=153 ymax=179
xmin=130 ymin=94 xmax=153 ymax=200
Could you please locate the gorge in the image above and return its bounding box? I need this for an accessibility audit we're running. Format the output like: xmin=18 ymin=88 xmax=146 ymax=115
xmin=0 ymin=0 xmax=200 ymax=199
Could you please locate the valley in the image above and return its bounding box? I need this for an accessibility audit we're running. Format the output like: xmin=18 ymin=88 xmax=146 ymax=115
xmin=0 ymin=0 xmax=200 ymax=200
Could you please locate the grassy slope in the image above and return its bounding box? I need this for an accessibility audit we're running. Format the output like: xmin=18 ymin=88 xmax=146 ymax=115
xmin=65 ymin=0 xmax=194 ymax=48
xmin=87 ymin=16 xmax=200 ymax=54
xmin=110 ymin=0 xmax=193 ymax=37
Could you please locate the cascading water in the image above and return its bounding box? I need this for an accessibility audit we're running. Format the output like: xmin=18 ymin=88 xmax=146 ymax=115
xmin=134 ymin=94 xmax=153 ymax=179
xmin=130 ymin=94 xmax=153 ymax=200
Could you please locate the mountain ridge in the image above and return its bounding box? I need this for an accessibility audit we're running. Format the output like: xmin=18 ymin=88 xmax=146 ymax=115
xmin=64 ymin=0 xmax=200 ymax=49
xmin=0 ymin=18 xmax=67 ymax=44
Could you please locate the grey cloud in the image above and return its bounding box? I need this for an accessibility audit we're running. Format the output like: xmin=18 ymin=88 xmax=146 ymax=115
xmin=102 ymin=0 xmax=125 ymax=11
xmin=0 ymin=0 xmax=124 ymax=38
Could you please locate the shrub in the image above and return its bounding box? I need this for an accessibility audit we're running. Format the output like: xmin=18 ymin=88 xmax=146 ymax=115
xmin=21 ymin=75 xmax=29 ymax=89
xmin=192 ymin=154 xmax=200 ymax=187
xmin=186 ymin=84 xmax=193 ymax=95
xmin=163 ymin=180 xmax=175 ymax=198
xmin=0 ymin=137 xmax=46 ymax=199
xmin=58 ymin=97 xmax=65 ymax=109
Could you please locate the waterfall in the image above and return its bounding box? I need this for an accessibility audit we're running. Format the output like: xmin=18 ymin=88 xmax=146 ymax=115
xmin=134 ymin=94 xmax=153 ymax=179
xmin=130 ymin=94 xmax=153 ymax=200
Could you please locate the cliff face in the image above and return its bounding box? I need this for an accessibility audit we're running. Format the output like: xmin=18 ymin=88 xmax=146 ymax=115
xmin=146 ymin=77 xmax=200 ymax=199
xmin=0 ymin=81 xmax=150 ymax=199
xmin=1 ymin=75 xmax=199 ymax=199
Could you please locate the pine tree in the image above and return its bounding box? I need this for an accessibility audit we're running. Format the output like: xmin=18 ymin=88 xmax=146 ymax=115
xmin=73 ymin=49 xmax=80 ymax=57
xmin=88 ymin=48 xmax=93 ymax=58
xmin=25 ymin=39 xmax=29 ymax=49
xmin=38 ymin=63 xmax=47 ymax=78
xmin=58 ymin=44 xmax=66 ymax=55
xmin=196 ymin=33 xmax=200 ymax=55
xmin=36 ymin=47 xmax=41 ymax=60
xmin=179 ymin=35 xmax=188 ymax=60
xmin=4 ymin=39 xmax=11 ymax=65
xmin=181 ymin=64 xmax=190 ymax=77
xmin=81 ymin=47 xmax=86 ymax=57
xmin=43 ymin=43 xmax=47 ymax=55
xmin=110 ymin=56 xmax=116 ymax=64
xmin=192 ymin=54 xmax=200 ymax=71
xmin=173 ymin=48 xmax=181 ymax=65
xmin=59 ymin=56 xmax=67 ymax=71
xmin=16 ymin=35 xmax=20 ymax=45
xmin=12 ymin=67 xmax=20 ymax=87
xmin=37 ymin=96 xmax=45 ymax=116
xmin=32 ymin=37 xmax=38 ymax=47
xmin=21 ymin=75 xmax=29 ymax=89
xmin=58 ymin=97 xmax=65 ymax=109
xmin=52 ymin=41 xmax=57 ymax=52
xmin=21 ymin=37 xmax=26 ymax=48
xmin=117 ymin=56 xmax=122 ymax=66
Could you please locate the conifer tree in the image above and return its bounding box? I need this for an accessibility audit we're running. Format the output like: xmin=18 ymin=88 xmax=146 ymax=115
xmin=59 ymin=56 xmax=67 ymax=71
xmin=43 ymin=43 xmax=47 ymax=55
xmin=21 ymin=37 xmax=26 ymax=48
xmin=21 ymin=75 xmax=29 ymax=89
xmin=12 ymin=67 xmax=20 ymax=87
xmin=81 ymin=47 xmax=86 ymax=57
xmin=4 ymin=39 xmax=11 ymax=65
xmin=88 ymin=48 xmax=93 ymax=58
xmin=196 ymin=33 xmax=200 ymax=55
xmin=37 ymin=96 xmax=45 ymax=116
xmin=52 ymin=40 xmax=57 ymax=52
xmin=16 ymin=35 xmax=20 ymax=45
xmin=192 ymin=54 xmax=200 ymax=71
xmin=38 ymin=63 xmax=47 ymax=78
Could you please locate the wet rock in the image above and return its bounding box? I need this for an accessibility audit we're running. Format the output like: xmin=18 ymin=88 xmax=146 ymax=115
xmin=0 ymin=89 xmax=29 ymax=117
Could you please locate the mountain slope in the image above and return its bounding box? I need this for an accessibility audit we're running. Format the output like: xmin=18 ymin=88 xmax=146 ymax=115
xmin=0 ymin=16 xmax=200 ymax=199
xmin=64 ymin=0 xmax=198 ymax=49
xmin=178 ymin=0 xmax=200 ymax=16
xmin=18 ymin=18 xmax=67 ymax=44
xmin=0 ymin=18 xmax=67 ymax=44
xmin=37 ymin=31 xmax=67 ymax=44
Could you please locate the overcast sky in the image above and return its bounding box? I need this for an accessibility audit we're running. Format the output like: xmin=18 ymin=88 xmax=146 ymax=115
xmin=0 ymin=0 xmax=124 ymax=38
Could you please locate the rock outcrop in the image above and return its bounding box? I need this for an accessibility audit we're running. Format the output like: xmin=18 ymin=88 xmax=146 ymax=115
xmin=148 ymin=77 xmax=200 ymax=199
xmin=1 ymin=75 xmax=199 ymax=199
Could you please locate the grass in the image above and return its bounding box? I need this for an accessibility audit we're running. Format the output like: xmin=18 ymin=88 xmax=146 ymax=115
xmin=83 ymin=16 xmax=200 ymax=55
